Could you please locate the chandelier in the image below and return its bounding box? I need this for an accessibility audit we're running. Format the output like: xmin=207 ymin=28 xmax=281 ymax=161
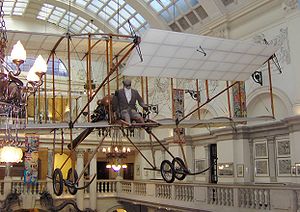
xmin=0 ymin=0 xmax=47 ymax=163
xmin=102 ymin=129 xmax=130 ymax=172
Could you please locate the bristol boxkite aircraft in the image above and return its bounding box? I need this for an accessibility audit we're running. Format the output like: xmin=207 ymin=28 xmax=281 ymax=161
xmin=0 ymin=27 xmax=279 ymax=196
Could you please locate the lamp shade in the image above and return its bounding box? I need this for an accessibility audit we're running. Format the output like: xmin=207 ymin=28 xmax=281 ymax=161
xmin=33 ymin=55 xmax=47 ymax=74
xmin=0 ymin=146 xmax=23 ymax=163
xmin=11 ymin=41 xmax=26 ymax=61
xmin=27 ymin=68 xmax=40 ymax=82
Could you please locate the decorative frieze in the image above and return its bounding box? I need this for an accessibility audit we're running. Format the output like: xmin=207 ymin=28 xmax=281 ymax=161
xmin=282 ymin=0 xmax=299 ymax=13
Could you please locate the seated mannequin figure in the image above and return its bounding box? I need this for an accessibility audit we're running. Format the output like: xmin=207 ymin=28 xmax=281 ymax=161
xmin=112 ymin=79 xmax=148 ymax=124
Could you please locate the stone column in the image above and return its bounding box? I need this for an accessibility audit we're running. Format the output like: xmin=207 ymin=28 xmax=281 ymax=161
xmin=248 ymin=139 xmax=255 ymax=183
xmin=267 ymin=137 xmax=277 ymax=182
xmin=4 ymin=176 xmax=12 ymax=196
xmin=204 ymin=145 xmax=210 ymax=183
xmin=89 ymin=149 xmax=97 ymax=210
xmin=47 ymin=148 xmax=54 ymax=193
xmin=183 ymin=138 xmax=194 ymax=182
xmin=76 ymin=149 xmax=85 ymax=210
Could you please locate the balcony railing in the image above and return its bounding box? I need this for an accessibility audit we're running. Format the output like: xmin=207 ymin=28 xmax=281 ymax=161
xmin=0 ymin=178 xmax=299 ymax=211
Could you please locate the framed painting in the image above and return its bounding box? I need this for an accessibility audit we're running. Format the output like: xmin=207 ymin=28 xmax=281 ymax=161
xmin=195 ymin=159 xmax=206 ymax=175
xmin=291 ymin=165 xmax=296 ymax=176
xmin=218 ymin=163 xmax=234 ymax=176
xmin=236 ymin=164 xmax=244 ymax=177
xmin=296 ymin=163 xmax=300 ymax=176
xmin=277 ymin=158 xmax=291 ymax=176
xmin=276 ymin=139 xmax=291 ymax=157
xmin=254 ymin=141 xmax=268 ymax=159
xmin=255 ymin=159 xmax=269 ymax=177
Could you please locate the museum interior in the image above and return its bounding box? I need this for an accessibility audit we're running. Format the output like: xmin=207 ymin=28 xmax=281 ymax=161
xmin=0 ymin=0 xmax=300 ymax=211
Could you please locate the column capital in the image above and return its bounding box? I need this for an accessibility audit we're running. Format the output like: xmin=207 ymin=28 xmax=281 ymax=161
xmin=76 ymin=149 xmax=85 ymax=157
xmin=47 ymin=147 xmax=54 ymax=152
xmin=267 ymin=136 xmax=276 ymax=144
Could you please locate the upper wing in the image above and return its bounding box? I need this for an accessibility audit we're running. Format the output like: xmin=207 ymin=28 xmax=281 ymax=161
xmin=122 ymin=28 xmax=278 ymax=81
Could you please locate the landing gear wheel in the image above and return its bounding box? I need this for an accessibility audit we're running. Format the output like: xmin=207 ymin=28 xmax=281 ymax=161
xmin=172 ymin=157 xmax=187 ymax=181
xmin=66 ymin=168 xmax=78 ymax=195
xmin=52 ymin=168 xmax=63 ymax=196
xmin=160 ymin=160 xmax=175 ymax=183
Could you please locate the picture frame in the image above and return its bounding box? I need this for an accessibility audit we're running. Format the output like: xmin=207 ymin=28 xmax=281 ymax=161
xmin=236 ymin=164 xmax=244 ymax=177
xmin=277 ymin=158 xmax=291 ymax=176
xmin=254 ymin=141 xmax=268 ymax=158
xmin=295 ymin=163 xmax=300 ymax=176
xmin=255 ymin=159 xmax=269 ymax=176
xmin=276 ymin=139 xmax=291 ymax=157
xmin=195 ymin=159 xmax=206 ymax=175
xmin=218 ymin=163 xmax=234 ymax=176
xmin=136 ymin=165 xmax=140 ymax=176
xmin=291 ymin=165 xmax=296 ymax=176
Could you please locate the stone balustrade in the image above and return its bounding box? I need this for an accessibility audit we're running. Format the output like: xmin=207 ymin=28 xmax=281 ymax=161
xmin=0 ymin=178 xmax=299 ymax=211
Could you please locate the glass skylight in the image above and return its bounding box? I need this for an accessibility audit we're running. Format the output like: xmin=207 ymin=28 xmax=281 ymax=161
xmin=72 ymin=0 xmax=148 ymax=35
xmin=3 ymin=0 xmax=29 ymax=16
xmin=37 ymin=3 xmax=101 ymax=34
xmin=144 ymin=0 xmax=206 ymax=32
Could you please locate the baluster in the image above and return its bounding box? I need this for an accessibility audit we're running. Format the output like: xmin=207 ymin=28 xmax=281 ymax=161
xmin=181 ymin=186 xmax=183 ymax=200
xmin=96 ymin=182 xmax=99 ymax=193
xmin=245 ymin=189 xmax=249 ymax=208
xmin=258 ymin=189 xmax=262 ymax=209
xmin=243 ymin=188 xmax=246 ymax=207
xmin=207 ymin=188 xmax=210 ymax=204
xmin=224 ymin=188 xmax=227 ymax=206
xmin=230 ymin=188 xmax=233 ymax=206
xmin=159 ymin=185 xmax=162 ymax=198
xmin=112 ymin=181 xmax=115 ymax=192
xmin=223 ymin=188 xmax=226 ymax=205
xmin=253 ymin=189 xmax=257 ymax=209
xmin=248 ymin=188 xmax=252 ymax=208
xmin=217 ymin=188 xmax=220 ymax=205
xmin=220 ymin=188 xmax=224 ymax=205
xmin=207 ymin=188 xmax=211 ymax=204
xmin=212 ymin=188 xmax=216 ymax=204
xmin=238 ymin=189 xmax=242 ymax=207
xmin=264 ymin=189 xmax=269 ymax=209
xmin=102 ymin=182 xmax=105 ymax=193
xmin=218 ymin=188 xmax=222 ymax=205
xmin=213 ymin=188 xmax=217 ymax=205
xmin=226 ymin=188 xmax=230 ymax=206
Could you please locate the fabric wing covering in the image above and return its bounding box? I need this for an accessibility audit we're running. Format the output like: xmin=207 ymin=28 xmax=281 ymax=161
xmin=122 ymin=28 xmax=278 ymax=81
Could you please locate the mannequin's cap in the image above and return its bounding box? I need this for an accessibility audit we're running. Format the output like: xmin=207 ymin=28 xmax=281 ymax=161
xmin=123 ymin=79 xmax=131 ymax=86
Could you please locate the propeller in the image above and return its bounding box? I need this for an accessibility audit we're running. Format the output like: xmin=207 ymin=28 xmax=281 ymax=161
xmin=128 ymin=20 xmax=143 ymax=62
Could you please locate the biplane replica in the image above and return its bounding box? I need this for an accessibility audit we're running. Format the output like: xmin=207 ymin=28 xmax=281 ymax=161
xmin=0 ymin=26 xmax=279 ymax=196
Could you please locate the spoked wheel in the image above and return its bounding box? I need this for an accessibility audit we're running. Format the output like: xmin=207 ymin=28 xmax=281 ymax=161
xmin=52 ymin=168 xmax=63 ymax=196
xmin=160 ymin=160 xmax=175 ymax=183
xmin=172 ymin=157 xmax=187 ymax=181
xmin=66 ymin=168 xmax=78 ymax=195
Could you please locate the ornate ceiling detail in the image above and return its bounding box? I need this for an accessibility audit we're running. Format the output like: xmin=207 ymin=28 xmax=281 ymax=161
xmin=282 ymin=0 xmax=299 ymax=13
